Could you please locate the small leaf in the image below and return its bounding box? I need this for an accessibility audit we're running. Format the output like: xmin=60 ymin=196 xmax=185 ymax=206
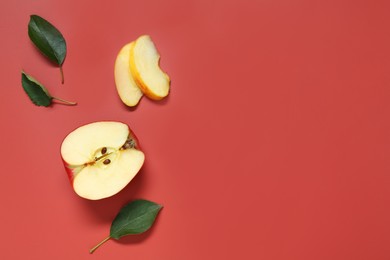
xmin=110 ymin=199 xmax=163 ymax=239
xmin=21 ymin=72 xmax=77 ymax=106
xmin=89 ymin=199 xmax=163 ymax=254
xmin=28 ymin=15 xmax=67 ymax=83
xmin=21 ymin=72 xmax=52 ymax=106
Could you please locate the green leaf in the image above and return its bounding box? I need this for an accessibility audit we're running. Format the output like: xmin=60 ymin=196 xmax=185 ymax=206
xmin=21 ymin=72 xmax=77 ymax=106
xmin=21 ymin=72 xmax=52 ymax=106
xmin=89 ymin=199 xmax=163 ymax=254
xmin=28 ymin=15 xmax=67 ymax=83
xmin=110 ymin=199 xmax=163 ymax=239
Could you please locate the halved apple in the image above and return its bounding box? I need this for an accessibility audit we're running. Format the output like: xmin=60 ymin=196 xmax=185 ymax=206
xmin=60 ymin=121 xmax=145 ymax=200
xmin=114 ymin=42 xmax=143 ymax=107
xmin=130 ymin=35 xmax=170 ymax=100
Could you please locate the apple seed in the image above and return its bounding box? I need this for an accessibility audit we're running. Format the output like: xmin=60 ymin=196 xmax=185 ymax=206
xmin=103 ymin=159 xmax=111 ymax=165
xmin=101 ymin=147 xmax=107 ymax=154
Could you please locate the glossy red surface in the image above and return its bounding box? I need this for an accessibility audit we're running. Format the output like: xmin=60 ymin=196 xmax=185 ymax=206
xmin=1 ymin=0 xmax=389 ymax=259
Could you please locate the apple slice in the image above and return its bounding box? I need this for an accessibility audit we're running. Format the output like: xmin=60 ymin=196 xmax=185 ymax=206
xmin=115 ymin=42 xmax=143 ymax=107
xmin=130 ymin=35 xmax=170 ymax=100
xmin=60 ymin=121 xmax=145 ymax=200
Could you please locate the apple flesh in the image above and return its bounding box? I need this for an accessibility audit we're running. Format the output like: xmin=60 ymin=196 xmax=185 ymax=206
xmin=60 ymin=121 xmax=145 ymax=200
xmin=130 ymin=35 xmax=170 ymax=100
xmin=114 ymin=42 xmax=143 ymax=107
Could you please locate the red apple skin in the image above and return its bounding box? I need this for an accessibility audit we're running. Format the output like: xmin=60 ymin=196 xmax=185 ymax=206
xmin=61 ymin=123 xmax=142 ymax=189
xmin=61 ymin=158 xmax=76 ymax=186
xmin=128 ymin=127 xmax=141 ymax=150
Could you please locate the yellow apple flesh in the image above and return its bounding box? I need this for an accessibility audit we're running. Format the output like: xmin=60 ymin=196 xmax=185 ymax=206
xmin=130 ymin=35 xmax=170 ymax=100
xmin=115 ymin=42 xmax=143 ymax=107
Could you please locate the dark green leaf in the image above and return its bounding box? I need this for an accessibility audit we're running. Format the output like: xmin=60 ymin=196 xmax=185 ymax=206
xmin=110 ymin=199 xmax=163 ymax=239
xmin=28 ymin=15 xmax=67 ymax=66
xmin=21 ymin=72 xmax=77 ymax=106
xmin=89 ymin=199 xmax=163 ymax=254
xmin=21 ymin=72 xmax=52 ymax=107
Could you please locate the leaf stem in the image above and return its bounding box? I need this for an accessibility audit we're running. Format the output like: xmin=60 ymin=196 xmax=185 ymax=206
xmin=52 ymin=96 xmax=77 ymax=106
xmin=59 ymin=65 xmax=64 ymax=84
xmin=90 ymin=236 xmax=111 ymax=254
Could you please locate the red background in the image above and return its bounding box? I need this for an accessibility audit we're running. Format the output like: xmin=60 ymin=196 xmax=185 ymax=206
xmin=1 ymin=0 xmax=389 ymax=259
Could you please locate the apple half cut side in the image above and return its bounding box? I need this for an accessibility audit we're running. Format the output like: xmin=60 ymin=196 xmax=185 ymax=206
xmin=130 ymin=35 xmax=171 ymax=100
xmin=115 ymin=42 xmax=143 ymax=107
xmin=60 ymin=121 xmax=145 ymax=200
